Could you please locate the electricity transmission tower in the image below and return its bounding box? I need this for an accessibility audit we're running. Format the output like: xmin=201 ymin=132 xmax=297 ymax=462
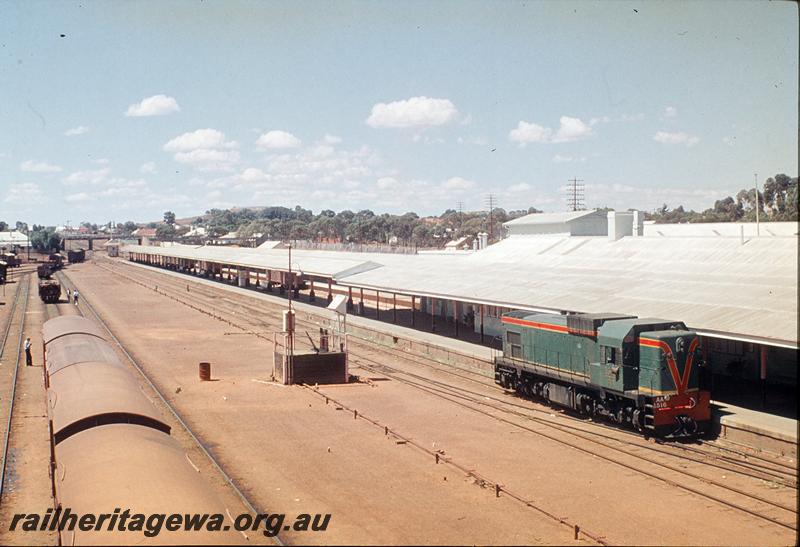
xmin=565 ymin=178 xmax=585 ymax=211
xmin=484 ymin=194 xmax=497 ymax=241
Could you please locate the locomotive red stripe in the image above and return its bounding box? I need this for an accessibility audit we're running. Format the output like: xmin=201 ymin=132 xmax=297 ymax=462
xmin=501 ymin=316 xmax=570 ymax=333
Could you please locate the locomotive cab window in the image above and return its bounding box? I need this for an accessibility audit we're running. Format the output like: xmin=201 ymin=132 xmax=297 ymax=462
xmin=605 ymin=346 xmax=616 ymax=364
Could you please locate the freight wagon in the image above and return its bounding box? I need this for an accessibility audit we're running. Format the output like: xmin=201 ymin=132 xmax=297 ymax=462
xmin=1 ymin=252 xmax=20 ymax=267
xmin=494 ymin=311 xmax=711 ymax=438
xmin=67 ymin=248 xmax=85 ymax=263
xmin=41 ymin=315 xmax=241 ymax=545
xmin=38 ymin=279 xmax=61 ymax=303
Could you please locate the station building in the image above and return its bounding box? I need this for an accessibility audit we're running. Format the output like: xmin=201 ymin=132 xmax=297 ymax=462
xmin=123 ymin=211 xmax=798 ymax=414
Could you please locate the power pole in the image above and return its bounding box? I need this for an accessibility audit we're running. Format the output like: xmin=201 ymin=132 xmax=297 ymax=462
xmin=484 ymin=194 xmax=497 ymax=242
xmin=565 ymin=178 xmax=585 ymax=211
xmin=754 ymin=173 xmax=760 ymax=236
xmin=457 ymin=201 xmax=464 ymax=234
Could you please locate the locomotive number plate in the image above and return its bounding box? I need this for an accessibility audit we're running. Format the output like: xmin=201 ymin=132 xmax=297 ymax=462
xmin=653 ymin=396 xmax=671 ymax=410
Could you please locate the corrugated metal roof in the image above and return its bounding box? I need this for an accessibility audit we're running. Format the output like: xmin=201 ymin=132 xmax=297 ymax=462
xmin=54 ymin=424 xmax=240 ymax=545
xmin=43 ymin=316 xmax=108 ymax=344
xmin=46 ymin=334 xmax=126 ymax=375
xmin=342 ymin=236 xmax=797 ymax=346
xmin=643 ymin=221 xmax=798 ymax=238
xmin=503 ymin=210 xmax=603 ymax=226
xmin=47 ymin=361 xmax=170 ymax=440
xmin=124 ymin=234 xmax=798 ymax=347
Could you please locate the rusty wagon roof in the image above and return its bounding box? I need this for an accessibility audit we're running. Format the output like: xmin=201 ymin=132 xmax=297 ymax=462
xmin=47 ymin=361 xmax=170 ymax=442
xmin=46 ymin=333 xmax=125 ymax=375
xmin=54 ymin=424 xmax=242 ymax=545
xmin=43 ymin=315 xmax=108 ymax=344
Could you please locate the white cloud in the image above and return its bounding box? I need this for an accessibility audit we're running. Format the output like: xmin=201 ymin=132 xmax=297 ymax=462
xmin=722 ymin=136 xmax=736 ymax=147
xmin=653 ymin=131 xmax=700 ymax=147
xmin=163 ymin=129 xmax=237 ymax=152
xmin=376 ymin=177 xmax=399 ymax=190
xmin=508 ymin=182 xmax=531 ymax=193
xmin=442 ymin=176 xmax=475 ymax=191
xmin=63 ymin=167 xmax=112 ymax=185
xmin=663 ymin=106 xmax=678 ymax=118
xmin=321 ymin=134 xmax=342 ymax=145
xmin=173 ymin=149 xmax=241 ymax=172
xmin=366 ymin=96 xmax=458 ymax=128
xmin=239 ymin=167 xmax=269 ymax=182
xmin=125 ymin=94 xmax=180 ymax=117
xmin=552 ymin=154 xmax=587 ymax=163
xmin=553 ymin=116 xmax=593 ymax=143
xmin=586 ymin=182 xmax=721 ymax=211
xmin=163 ymin=129 xmax=239 ymax=172
xmin=65 ymin=192 xmax=94 ymax=203
xmin=509 ymin=116 xmax=593 ymax=146
xmin=20 ymin=160 xmax=62 ymax=173
xmin=255 ymin=130 xmax=302 ymax=150
xmin=92 ymin=158 xmax=110 ymax=165
xmin=620 ymin=113 xmax=645 ymax=122
xmin=4 ymin=182 xmax=44 ymax=204
xmin=457 ymin=136 xmax=489 ymax=146
xmin=140 ymin=161 xmax=158 ymax=174
xmin=64 ymin=125 xmax=89 ymax=136
xmin=589 ymin=116 xmax=611 ymax=126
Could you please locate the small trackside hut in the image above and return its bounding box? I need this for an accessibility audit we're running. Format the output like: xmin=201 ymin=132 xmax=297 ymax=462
xmin=494 ymin=311 xmax=711 ymax=437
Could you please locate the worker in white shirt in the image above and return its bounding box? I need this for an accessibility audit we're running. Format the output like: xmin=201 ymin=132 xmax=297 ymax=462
xmin=24 ymin=337 xmax=32 ymax=366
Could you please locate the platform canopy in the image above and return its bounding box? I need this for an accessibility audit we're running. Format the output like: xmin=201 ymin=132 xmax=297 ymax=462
xmin=124 ymin=232 xmax=798 ymax=348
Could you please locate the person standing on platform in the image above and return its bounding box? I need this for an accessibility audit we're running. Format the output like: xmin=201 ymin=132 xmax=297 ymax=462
xmin=24 ymin=337 xmax=33 ymax=366
xmin=73 ymin=289 xmax=79 ymax=305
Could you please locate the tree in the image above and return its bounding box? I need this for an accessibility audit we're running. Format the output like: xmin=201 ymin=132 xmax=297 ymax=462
xmin=122 ymin=221 xmax=137 ymax=235
xmin=163 ymin=211 xmax=176 ymax=225
xmin=155 ymin=223 xmax=176 ymax=241
xmin=30 ymin=227 xmax=61 ymax=252
xmin=15 ymin=221 xmax=28 ymax=232
xmin=0 ymin=221 xmax=8 ymax=232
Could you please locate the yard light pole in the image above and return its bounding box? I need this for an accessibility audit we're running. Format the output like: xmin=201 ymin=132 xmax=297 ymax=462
xmin=754 ymin=173 xmax=760 ymax=236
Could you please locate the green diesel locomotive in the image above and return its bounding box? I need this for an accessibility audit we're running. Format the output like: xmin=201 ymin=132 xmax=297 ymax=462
xmin=494 ymin=311 xmax=711 ymax=437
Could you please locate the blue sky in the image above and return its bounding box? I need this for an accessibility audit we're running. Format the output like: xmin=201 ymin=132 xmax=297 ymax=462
xmin=1 ymin=0 xmax=796 ymax=226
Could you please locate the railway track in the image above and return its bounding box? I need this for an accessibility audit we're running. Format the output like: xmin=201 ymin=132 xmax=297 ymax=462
xmin=101 ymin=260 xmax=796 ymax=475
xmin=54 ymin=271 xmax=285 ymax=546
xmin=0 ymin=274 xmax=30 ymax=505
xmin=95 ymin=259 xmax=798 ymax=533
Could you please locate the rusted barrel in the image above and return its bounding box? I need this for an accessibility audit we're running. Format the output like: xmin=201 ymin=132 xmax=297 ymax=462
xmin=199 ymin=362 xmax=211 ymax=381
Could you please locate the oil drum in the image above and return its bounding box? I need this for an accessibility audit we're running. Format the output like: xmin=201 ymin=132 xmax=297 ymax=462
xmin=199 ymin=362 xmax=211 ymax=381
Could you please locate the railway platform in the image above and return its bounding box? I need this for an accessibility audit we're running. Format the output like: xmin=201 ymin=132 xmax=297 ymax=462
xmin=121 ymin=259 xmax=796 ymax=457
xmin=712 ymin=402 xmax=797 ymax=459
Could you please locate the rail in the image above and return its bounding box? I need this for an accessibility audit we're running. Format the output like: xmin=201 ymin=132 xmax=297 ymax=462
xmin=0 ymin=273 xmax=30 ymax=505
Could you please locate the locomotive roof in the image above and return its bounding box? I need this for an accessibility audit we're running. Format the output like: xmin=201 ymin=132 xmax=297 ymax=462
xmin=598 ymin=318 xmax=688 ymax=347
xmin=640 ymin=328 xmax=696 ymax=339
xmin=505 ymin=311 xmax=566 ymax=324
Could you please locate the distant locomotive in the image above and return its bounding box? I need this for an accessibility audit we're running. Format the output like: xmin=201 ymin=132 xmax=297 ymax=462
xmin=494 ymin=311 xmax=711 ymax=438
xmin=67 ymin=248 xmax=85 ymax=263
xmin=37 ymin=263 xmax=54 ymax=279
xmin=48 ymin=253 xmax=64 ymax=270
xmin=38 ymin=279 xmax=61 ymax=303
